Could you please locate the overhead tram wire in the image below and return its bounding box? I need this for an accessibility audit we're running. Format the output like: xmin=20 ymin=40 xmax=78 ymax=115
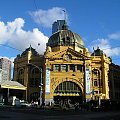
xmin=33 ymin=0 xmax=38 ymax=12
xmin=0 ymin=44 xmax=23 ymax=52
xmin=33 ymin=0 xmax=44 ymax=33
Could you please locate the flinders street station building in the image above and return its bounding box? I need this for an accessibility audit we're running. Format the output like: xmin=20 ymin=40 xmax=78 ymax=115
xmin=13 ymin=20 xmax=120 ymax=106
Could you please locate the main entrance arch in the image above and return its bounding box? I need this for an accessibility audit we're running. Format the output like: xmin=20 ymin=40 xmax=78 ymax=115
xmin=54 ymin=81 xmax=83 ymax=104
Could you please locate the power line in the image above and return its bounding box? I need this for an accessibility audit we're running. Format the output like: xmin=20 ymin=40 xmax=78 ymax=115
xmin=33 ymin=0 xmax=38 ymax=12
xmin=0 ymin=44 xmax=23 ymax=52
xmin=33 ymin=0 xmax=44 ymax=32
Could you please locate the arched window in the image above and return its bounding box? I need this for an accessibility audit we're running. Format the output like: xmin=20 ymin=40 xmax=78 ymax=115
xmin=32 ymin=68 xmax=40 ymax=74
xmin=54 ymin=81 xmax=82 ymax=94
xmin=66 ymin=37 xmax=70 ymax=45
xmin=61 ymin=37 xmax=71 ymax=45
xmin=92 ymin=69 xmax=101 ymax=88
xmin=30 ymin=67 xmax=41 ymax=87
xmin=29 ymin=78 xmax=40 ymax=87
xmin=18 ymin=68 xmax=24 ymax=85
xmin=19 ymin=69 xmax=24 ymax=75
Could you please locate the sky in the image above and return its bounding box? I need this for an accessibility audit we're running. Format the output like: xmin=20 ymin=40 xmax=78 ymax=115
xmin=0 ymin=0 xmax=120 ymax=67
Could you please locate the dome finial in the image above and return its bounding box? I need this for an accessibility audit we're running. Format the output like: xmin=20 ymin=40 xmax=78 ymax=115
xmin=62 ymin=9 xmax=67 ymax=22
xmin=97 ymin=46 xmax=99 ymax=49
xmin=62 ymin=10 xmax=68 ymax=30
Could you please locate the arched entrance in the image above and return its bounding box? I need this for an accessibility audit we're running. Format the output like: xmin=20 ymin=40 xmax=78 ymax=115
xmin=54 ymin=81 xmax=83 ymax=105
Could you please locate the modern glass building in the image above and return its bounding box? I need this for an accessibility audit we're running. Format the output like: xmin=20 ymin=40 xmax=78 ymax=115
xmin=0 ymin=58 xmax=11 ymax=81
xmin=52 ymin=20 xmax=65 ymax=34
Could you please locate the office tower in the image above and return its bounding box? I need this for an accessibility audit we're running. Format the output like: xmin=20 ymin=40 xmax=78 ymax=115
xmin=52 ymin=20 xmax=65 ymax=34
xmin=0 ymin=58 xmax=11 ymax=81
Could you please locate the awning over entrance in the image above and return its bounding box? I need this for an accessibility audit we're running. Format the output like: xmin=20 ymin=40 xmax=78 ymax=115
xmin=0 ymin=80 xmax=26 ymax=90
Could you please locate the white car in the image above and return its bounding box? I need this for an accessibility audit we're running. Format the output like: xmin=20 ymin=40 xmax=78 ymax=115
xmin=20 ymin=100 xmax=31 ymax=107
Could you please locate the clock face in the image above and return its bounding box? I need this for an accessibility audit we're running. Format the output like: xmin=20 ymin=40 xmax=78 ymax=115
xmin=64 ymin=54 xmax=71 ymax=61
xmin=66 ymin=55 xmax=70 ymax=60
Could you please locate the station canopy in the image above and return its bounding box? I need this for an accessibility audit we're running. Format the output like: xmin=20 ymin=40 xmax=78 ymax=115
xmin=0 ymin=80 xmax=26 ymax=90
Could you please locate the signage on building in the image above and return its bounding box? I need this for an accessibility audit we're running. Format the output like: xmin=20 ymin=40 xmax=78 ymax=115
xmin=85 ymin=68 xmax=91 ymax=94
xmin=45 ymin=68 xmax=50 ymax=94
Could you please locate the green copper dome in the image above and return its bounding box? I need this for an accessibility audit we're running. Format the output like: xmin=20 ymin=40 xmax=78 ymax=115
xmin=47 ymin=24 xmax=84 ymax=48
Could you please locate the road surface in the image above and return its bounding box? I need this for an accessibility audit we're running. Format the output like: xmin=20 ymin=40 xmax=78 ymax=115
xmin=0 ymin=107 xmax=120 ymax=120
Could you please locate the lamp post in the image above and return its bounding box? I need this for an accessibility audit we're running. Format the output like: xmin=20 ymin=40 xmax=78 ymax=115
xmin=7 ymin=88 xmax=9 ymax=104
xmin=39 ymin=84 xmax=43 ymax=107
xmin=39 ymin=68 xmax=43 ymax=107
xmin=27 ymin=63 xmax=43 ymax=106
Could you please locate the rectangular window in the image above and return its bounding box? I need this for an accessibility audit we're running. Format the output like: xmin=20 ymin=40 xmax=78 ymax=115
xmin=70 ymin=64 xmax=75 ymax=71
xmin=54 ymin=64 xmax=60 ymax=71
xmin=93 ymin=71 xmax=97 ymax=75
xmin=77 ymin=65 xmax=83 ymax=72
xmin=94 ymin=80 xmax=98 ymax=86
xmin=61 ymin=64 xmax=67 ymax=71
xmin=94 ymin=91 xmax=98 ymax=94
xmin=99 ymin=79 xmax=102 ymax=86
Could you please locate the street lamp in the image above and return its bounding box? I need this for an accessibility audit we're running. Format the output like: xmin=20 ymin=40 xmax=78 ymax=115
xmin=98 ymin=93 xmax=102 ymax=107
xmin=27 ymin=63 xmax=43 ymax=106
xmin=39 ymin=83 xmax=43 ymax=107
xmin=38 ymin=68 xmax=43 ymax=107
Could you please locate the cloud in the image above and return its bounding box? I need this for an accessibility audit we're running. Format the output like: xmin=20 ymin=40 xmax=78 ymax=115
xmin=29 ymin=7 xmax=67 ymax=28
xmin=0 ymin=18 xmax=49 ymax=54
xmin=89 ymin=38 xmax=120 ymax=57
xmin=108 ymin=32 xmax=120 ymax=40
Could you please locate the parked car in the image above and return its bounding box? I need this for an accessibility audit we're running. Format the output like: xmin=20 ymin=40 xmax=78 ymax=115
xmin=51 ymin=104 xmax=68 ymax=111
xmin=20 ymin=100 xmax=31 ymax=107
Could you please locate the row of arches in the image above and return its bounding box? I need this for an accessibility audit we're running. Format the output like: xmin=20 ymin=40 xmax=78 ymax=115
xmin=18 ymin=67 xmax=41 ymax=75
xmin=17 ymin=67 xmax=42 ymax=86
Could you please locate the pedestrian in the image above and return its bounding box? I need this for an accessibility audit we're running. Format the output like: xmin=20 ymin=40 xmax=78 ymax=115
xmin=75 ymin=103 xmax=79 ymax=111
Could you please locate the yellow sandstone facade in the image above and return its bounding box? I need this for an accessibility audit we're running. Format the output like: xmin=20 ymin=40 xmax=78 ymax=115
xmin=44 ymin=22 xmax=111 ymax=105
xmin=14 ymin=46 xmax=43 ymax=102
xmin=13 ymin=21 xmax=112 ymax=105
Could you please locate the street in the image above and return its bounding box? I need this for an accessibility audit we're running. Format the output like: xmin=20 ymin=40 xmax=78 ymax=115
xmin=0 ymin=107 xmax=120 ymax=120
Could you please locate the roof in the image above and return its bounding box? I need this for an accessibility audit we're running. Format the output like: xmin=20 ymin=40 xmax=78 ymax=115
xmin=47 ymin=21 xmax=84 ymax=48
xmin=0 ymin=80 xmax=26 ymax=90
xmin=91 ymin=47 xmax=104 ymax=56
xmin=21 ymin=45 xmax=39 ymax=56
